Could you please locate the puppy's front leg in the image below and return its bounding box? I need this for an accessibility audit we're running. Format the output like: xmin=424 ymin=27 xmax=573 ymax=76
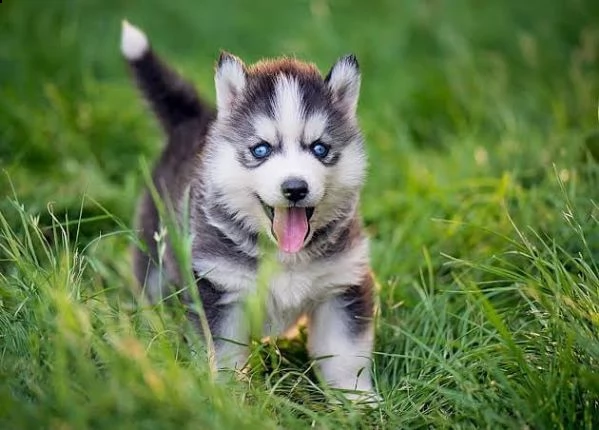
xmin=307 ymin=273 xmax=376 ymax=398
xmin=192 ymin=277 xmax=249 ymax=372
xmin=212 ymin=303 xmax=249 ymax=372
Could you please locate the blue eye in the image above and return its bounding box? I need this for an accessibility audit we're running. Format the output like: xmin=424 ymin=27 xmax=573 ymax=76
xmin=310 ymin=141 xmax=330 ymax=158
xmin=250 ymin=142 xmax=272 ymax=159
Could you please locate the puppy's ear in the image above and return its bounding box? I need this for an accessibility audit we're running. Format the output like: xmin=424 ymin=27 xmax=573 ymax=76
xmin=215 ymin=51 xmax=247 ymax=114
xmin=325 ymin=54 xmax=361 ymax=115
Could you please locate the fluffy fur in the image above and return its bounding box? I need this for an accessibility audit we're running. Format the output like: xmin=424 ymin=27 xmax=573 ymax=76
xmin=122 ymin=21 xmax=377 ymax=400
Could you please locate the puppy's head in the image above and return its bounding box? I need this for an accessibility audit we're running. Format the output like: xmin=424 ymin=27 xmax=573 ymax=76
xmin=204 ymin=53 xmax=366 ymax=254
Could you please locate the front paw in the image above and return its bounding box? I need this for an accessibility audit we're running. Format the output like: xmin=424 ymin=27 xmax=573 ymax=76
xmin=215 ymin=364 xmax=249 ymax=384
xmin=331 ymin=388 xmax=382 ymax=408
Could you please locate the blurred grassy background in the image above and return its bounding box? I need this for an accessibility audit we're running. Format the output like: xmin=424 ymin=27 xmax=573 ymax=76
xmin=1 ymin=0 xmax=599 ymax=428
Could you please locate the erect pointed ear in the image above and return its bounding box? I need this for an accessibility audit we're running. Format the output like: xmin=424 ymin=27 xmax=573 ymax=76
xmin=215 ymin=51 xmax=247 ymax=114
xmin=325 ymin=54 xmax=361 ymax=115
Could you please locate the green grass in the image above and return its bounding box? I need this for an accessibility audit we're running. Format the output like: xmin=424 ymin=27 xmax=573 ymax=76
xmin=2 ymin=0 xmax=599 ymax=427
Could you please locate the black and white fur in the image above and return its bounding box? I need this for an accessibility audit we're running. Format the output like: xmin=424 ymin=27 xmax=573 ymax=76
xmin=122 ymin=21 xmax=376 ymax=399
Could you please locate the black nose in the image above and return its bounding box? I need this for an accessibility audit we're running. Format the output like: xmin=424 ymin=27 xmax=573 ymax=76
xmin=281 ymin=178 xmax=309 ymax=203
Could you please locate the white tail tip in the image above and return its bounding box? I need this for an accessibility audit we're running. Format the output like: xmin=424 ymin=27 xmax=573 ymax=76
xmin=121 ymin=20 xmax=148 ymax=60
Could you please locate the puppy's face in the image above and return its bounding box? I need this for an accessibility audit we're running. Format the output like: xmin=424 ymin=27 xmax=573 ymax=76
xmin=204 ymin=54 xmax=366 ymax=254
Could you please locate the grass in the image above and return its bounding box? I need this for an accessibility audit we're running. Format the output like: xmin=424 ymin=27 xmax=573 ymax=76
xmin=1 ymin=0 xmax=599 ymax=427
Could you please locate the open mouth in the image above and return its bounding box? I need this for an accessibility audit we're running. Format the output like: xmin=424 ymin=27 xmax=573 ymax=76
xmin=259 ymin=199 xmax=314 ymax=254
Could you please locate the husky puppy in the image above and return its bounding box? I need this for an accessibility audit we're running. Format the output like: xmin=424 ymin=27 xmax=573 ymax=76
xmin=121 ymin=21 xmax=376 ymax=398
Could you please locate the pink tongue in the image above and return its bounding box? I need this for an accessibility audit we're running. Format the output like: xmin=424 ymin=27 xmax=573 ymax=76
xmin=272 ymin=207 xmax=308 ymax=253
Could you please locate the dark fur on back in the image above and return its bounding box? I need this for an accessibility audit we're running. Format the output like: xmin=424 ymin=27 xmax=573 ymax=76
xmin=127 ymin=47 xmax=215 ymax=289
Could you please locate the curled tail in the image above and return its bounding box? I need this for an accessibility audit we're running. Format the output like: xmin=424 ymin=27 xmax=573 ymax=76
xmin=120 ymin=20 xmax=210 ymax=134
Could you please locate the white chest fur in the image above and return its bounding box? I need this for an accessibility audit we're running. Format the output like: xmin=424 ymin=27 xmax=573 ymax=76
xmin=265 ymin=238 xmax=369 ymax=334
xmin=194 ymin=238 xmax=369 ymax=336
